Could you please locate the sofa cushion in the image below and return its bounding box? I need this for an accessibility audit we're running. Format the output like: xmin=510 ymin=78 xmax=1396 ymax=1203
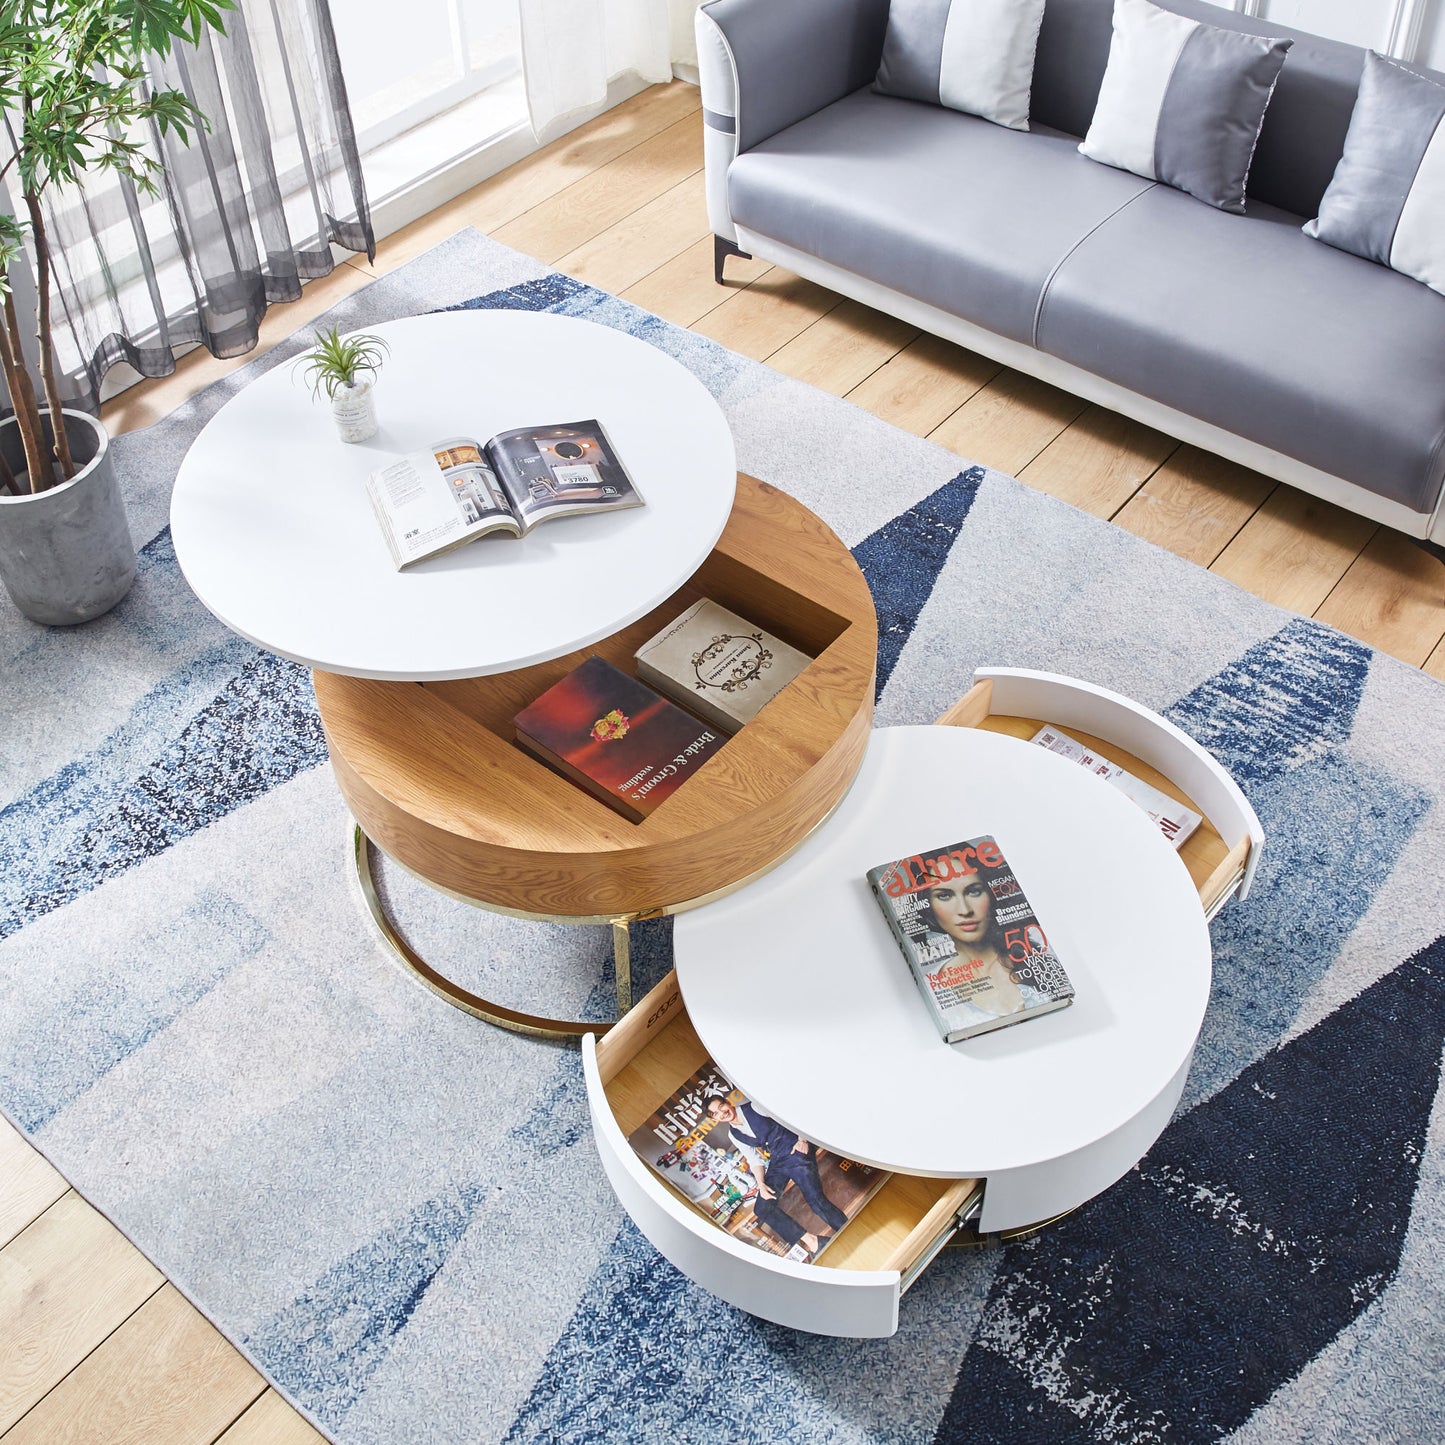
xmin=1078 ymin=0 xmax=1290 ymax=213
xmin=1305 ymin=51 xmax=1445 ymax=298
xmin=1035 ymin=182 xmax=1445 ymax=513
xmin=874 ymin=0 xmax=1046 ymax=132
xmin=1031 ymin=0 xmax=1375 ymax=219
xmin=727 ymin=87 xmax=1153 ymax=346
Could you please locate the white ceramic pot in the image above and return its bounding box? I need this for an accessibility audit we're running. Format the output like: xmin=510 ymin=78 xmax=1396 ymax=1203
xmin=0 ymin=409 xmax=135 ymax=626
xmin=331 ymin=378 xmax=378 ymax=443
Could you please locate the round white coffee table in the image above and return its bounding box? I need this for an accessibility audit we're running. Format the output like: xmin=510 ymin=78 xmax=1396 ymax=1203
xmin=673 ymin=725 xmax=1212 ymax=1233
xmin=170 ymin=310 xmax=737 ymax=680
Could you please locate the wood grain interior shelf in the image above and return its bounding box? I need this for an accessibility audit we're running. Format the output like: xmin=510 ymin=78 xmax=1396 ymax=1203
xmin=313 ymin=475 xmax=878 ymax=916
xmin=597 ymin=972 xmax=978 ymax=1278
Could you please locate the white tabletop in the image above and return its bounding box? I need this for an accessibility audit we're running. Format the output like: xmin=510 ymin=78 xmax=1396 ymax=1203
xmin=170 ymin=310 xmax=737 ymax=679
xmin=674 ymin=726 xmax=1212 ymax=1180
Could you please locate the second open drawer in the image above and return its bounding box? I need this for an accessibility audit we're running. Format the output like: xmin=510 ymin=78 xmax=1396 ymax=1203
xmin=582 ymin=971 xmax=981 ymax=1338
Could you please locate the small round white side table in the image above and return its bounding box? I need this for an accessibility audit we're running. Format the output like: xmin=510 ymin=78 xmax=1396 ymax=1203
xmin=170 ymin=310 xmax=738 ymax=681
xmin=674 ymin=725 xmax=1212 ymax=1233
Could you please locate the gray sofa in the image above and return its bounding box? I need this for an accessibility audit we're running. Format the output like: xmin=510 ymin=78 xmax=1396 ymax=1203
xmin=696 ymin=0 xmax=1445 ymax=543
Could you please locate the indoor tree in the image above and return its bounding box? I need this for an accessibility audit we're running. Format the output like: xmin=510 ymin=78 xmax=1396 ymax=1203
xmin=0 ymin=0 xmax=233 ymax=493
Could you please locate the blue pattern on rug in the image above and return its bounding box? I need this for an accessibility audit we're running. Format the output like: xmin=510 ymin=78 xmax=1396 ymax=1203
xmin=936 ymin=933 xmax=1445 ymax=1443
xmin=255 ymin=1182 xmax=490 ymax=1433
xmin=1167 ymin=617 xmax=1369 ymax=784
xmin=852 ymin=467 xmax=984 ymax=698
xmin=1160 ymin=622 xmax=1430 ymax=1100
xmin=0 ymin=891 xmax=267 ymax=1131
xmin=0 ymin=647 xmax=325 ymax=940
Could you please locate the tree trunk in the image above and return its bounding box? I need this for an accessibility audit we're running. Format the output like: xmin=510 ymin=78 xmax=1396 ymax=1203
xmin=24 ymin=191 xmax=74 ymax=481
xmin=0 ymin=289 xmax=50 ymax=492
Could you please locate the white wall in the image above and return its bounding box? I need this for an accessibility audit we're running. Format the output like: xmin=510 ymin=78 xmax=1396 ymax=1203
xmin=1235 ymin=0 xmax=1445 ymax=69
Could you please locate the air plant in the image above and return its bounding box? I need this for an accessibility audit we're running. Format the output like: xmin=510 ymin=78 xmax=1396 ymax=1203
xmin=295 ymin=325 xmax=390 ymax=401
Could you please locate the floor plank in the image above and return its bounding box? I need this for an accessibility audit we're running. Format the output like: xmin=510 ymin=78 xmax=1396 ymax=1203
xmin=1211 ymin=488 xmax=1376 ymax=616
xmin=491 ymin=112 xmax=702 ymax=265
xmin=2 ymin=1284 xmax=263 ymax=1445
xmin=1017 ymin=405 xmax=1177 ymax=520
xmin=556 ymin=171 xmax=709 ymax=296
xmin=763 ymin=299 xmax=918 ymax=397
xmin=690 ymin=266 xmax=840 ymax=361
xmin=216 ymin=1390 xmax=330 ymax=1445
xmin=620 ymin=233 xmax=771 ymax=328
xmin=1112 ymin=447 xmax=1274 ymax=567
xmin=0 ymin=1193 xmax=162 ymax=1434
xmin=844 ymin=332 xmax=999 ymax=438
xmin=1314 ymin=530 xmax=1445 ymax=666
xmin=0 ymin=1125 xmax=67 ymax=1252
xmin=930 ymin=367 xmax=1088 ymax=477
xmin=362 ymin=81 xmax=700 ymax=275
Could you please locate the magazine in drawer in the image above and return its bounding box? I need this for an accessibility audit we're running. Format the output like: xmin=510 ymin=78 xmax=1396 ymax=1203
xmin=582 ymin=972 xmax=981 ymax=1338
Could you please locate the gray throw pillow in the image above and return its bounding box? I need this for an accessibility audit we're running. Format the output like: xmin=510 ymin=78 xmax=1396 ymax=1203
xmin=874 ymin=0 xmax=1046 ymax=132
xmin=1305 ymin=51 xmax=1445 ymax=297
xmin=1079 ymin=0 xmax=1291 ymax=213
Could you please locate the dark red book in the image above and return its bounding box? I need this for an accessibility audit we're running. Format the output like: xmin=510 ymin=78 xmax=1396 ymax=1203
xmin=513 ymin=656 xmax=727 ymax=821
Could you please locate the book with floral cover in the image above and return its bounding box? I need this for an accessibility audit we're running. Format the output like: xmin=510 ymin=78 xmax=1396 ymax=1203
xmin=633 ymin=598 xmax=812 ymax=734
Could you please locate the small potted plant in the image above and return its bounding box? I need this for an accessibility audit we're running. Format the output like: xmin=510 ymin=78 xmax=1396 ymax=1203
xmin=296 ymin=326 xmax=390 ymax=443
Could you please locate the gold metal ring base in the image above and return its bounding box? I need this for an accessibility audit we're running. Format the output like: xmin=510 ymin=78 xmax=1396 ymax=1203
xmin=947 ymin=1206 xmax=1079 ymax=1250
xmin=351 ymin=826 xmax=634 ymax=1041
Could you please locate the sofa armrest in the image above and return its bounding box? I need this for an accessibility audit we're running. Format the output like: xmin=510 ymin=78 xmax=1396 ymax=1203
xmin=697 ymin=0 xmax=888 ymax=245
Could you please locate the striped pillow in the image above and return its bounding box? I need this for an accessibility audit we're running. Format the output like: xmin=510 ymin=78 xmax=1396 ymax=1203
xmin=1079 ymin=0 xmax=1291 ymax=213
xmin=1305 ymin=52 xmax=1445 ymax=297
xmin=874 ymin=0 xmax=1046 ymax=132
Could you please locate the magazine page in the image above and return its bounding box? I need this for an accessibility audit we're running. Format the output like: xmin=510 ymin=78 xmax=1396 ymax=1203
xmin=484 ymin=419 xmax=644 ymax=531
xmin=1029 ymin=725 xmax=1202 ymax=847
xmin=365 ymin=436 xmax=518 ymax=569
xmin=628 ymin=1059 xmax=887 ymax=1263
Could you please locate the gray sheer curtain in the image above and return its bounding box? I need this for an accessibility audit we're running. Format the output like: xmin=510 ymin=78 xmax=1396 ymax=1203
xmin=39 ymin=0 xmax=373 ymax=408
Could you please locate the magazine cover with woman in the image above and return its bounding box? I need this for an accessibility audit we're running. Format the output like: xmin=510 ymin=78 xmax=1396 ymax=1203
xmin=868 ymin=834 xmax=1075 ymax=1043
xmin=628 ymin=1060 xmax=888 ymax=1262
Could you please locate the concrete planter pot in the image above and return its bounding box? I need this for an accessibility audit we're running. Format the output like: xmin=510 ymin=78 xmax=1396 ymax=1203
xmin=0 ymin=409 xmax=136 ymax=626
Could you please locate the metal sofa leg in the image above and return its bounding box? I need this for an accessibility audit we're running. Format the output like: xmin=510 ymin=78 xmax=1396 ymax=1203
xmin=714 ymin=235 xmax=753 ymax=284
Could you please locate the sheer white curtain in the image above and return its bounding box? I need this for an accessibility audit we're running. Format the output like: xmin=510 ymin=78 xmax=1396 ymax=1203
xmin=520 ymin=0 xmax=691 ymax=142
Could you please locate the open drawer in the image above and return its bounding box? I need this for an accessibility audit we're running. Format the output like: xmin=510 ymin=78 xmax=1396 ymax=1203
xmin=583 ymin=971 xmax=982 ymax=1338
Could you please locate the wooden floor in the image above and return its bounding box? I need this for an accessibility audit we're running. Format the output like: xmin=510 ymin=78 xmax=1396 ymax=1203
xmin=5 ymin=81 xmax=1444 ymax=1442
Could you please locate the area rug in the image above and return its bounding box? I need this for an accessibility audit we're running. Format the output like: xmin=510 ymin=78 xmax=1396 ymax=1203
xmin=3 ymin=228 xmax=1444 ymax=1445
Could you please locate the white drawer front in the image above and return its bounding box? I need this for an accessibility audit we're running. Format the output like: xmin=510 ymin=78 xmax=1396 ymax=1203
xmin=583 ymin=1036 xmax=904 ymax=1338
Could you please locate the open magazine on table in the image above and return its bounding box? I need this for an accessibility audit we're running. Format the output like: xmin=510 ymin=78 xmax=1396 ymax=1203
xmin=365 ymin=418 xmax=643 ymax=569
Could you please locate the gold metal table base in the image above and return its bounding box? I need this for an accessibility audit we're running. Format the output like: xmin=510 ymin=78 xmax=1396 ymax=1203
xmin=351 ymin=826 xmax=639 ymax=1041
xmin=349 ymin=786 xmax=852 ymax=1040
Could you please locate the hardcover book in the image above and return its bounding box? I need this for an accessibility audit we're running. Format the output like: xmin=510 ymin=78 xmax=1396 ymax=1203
xmin=513 ymin=656 xmax=726 ymax=822
xmin=628 ymin=1057 xmax=888 ymax=1263
xmin=867 ymin=835 xmax=1075 ymax=1043
xmin=633 ymin=598 xmax=812 ymax=734
xmin=1029 ymin=725 xmax=1202 ymax=848
xmin=366 ymin=419 xmax=642 ymax=569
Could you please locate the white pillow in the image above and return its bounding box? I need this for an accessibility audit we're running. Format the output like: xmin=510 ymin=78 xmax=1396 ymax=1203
xmin=874 ymin=0 xmax=1047 ymax=132
xmin=1079 ymin=0 xmax=1292 ymax=213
